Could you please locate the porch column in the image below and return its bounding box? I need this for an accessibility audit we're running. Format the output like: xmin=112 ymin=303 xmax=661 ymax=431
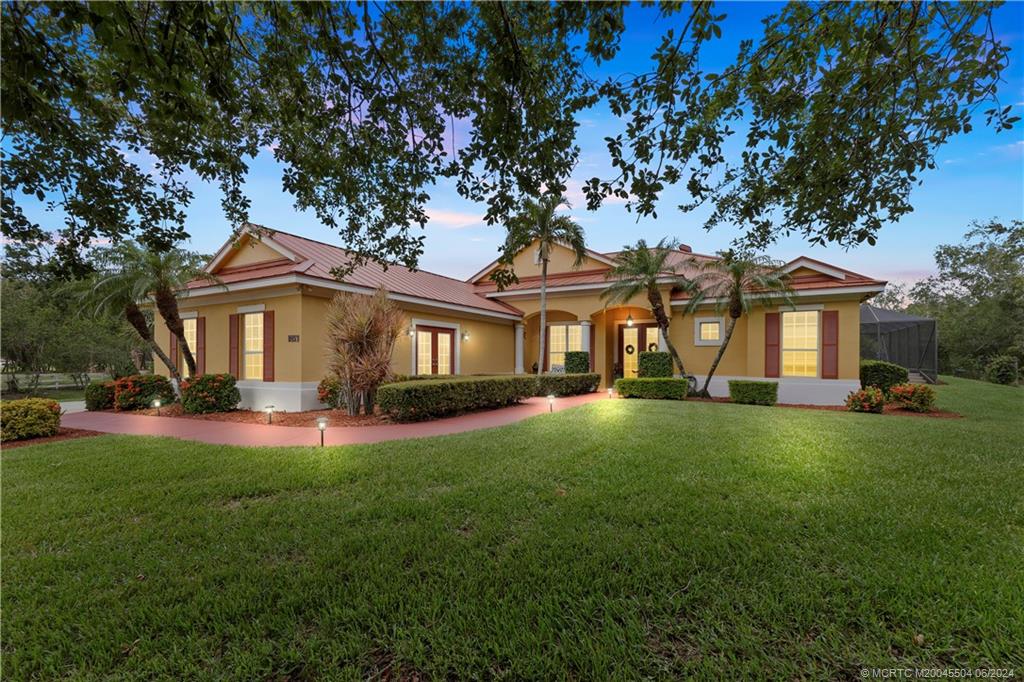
xmin=514 ymin=323 xmax=525 ymax=374
xmin=579 ymin=321 xmax=592 ymax=370
xmin=658 ymin=327 xmax=668 ymax=352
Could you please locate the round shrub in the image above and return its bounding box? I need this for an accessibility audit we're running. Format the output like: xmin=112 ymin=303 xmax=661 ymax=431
xmin=85 ymin=381 xmax=115 ymax=411
xmin=1 ymin=398 xmax=61 ymax=442
xmin=637 ymin=351 xmax=673 ymax=378
xmin=985 ymin=355 xmax=1019 ymax=385
xmin=859 ymin=360 xmax=909 ymax=394
xmin=845 ymin=386 xmax=885 ymax=413
xmin=181 ymin=374 xmax=240 ymax=414
xmin=113 ymin=374 xmax=175 ymax=411
xmin=317 ymin=376 xmax=346 ymax=408
xmin=888 ymin=383 xmax=936 ymax=413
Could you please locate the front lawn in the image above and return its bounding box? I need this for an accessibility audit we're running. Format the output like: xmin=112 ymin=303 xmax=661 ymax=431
xmin=3 ymin=378 xmax=1022 ymax=678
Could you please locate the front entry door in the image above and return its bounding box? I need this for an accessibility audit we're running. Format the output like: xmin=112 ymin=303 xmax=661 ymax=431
xmin=416 ymin=326 xmax=455 ymax=375
xmin=620 ymin=324 xmax=660 ymax=377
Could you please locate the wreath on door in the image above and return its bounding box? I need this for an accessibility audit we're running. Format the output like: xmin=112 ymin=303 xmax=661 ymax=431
xmin=625 ymin=344 xmax=635 ymax=355
xmin=648 ymin=342 xmax=659 ymax=352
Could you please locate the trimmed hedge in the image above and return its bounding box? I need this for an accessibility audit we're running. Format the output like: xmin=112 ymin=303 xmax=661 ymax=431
xmin=536 ymin=373 xmax=600 ymax=397
xmin=113 ymin=374 xmax=175 ymax=411
xmin=1 ymin=398 xmax=61 ymax=442
xmin=181 ymin=374 xmax=240 ymax=414
xmin=728 ymin=380 xmax=778 ymax=406
xmin=615 ymin=377 xmax=687 ymax=400
xmin=85 ymin=381 xmax=115 ymax=411
xmin=564 ymin=351 xmax=590 ymax=374
xmin=846 ymin=386 xmax=885 ymax=413
xmin=389 ymin=374 xmax=459 ymax=383
xmin=637 ymin=351 xmax=672 ymax=378
xmin=378 ymin=376 xmax=537 ymax=422
xmin=986 ymin=355 xmax=1019 ymax=385
xmin=860 ymin=360 xmax=909 ymax=394
xmin=888 ymin=383 xmax=936 ymax=413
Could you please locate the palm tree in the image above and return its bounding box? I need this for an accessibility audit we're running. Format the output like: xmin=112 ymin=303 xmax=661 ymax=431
xmin=601 ymin=238 xmax=690 ymax=376
xmin=497 ymin=194 xmax=586 ymax=374
xmin=681 ymin=249 xmax=793 ymax=397
xmin=88 ymin=242 xmax=221 ymax=379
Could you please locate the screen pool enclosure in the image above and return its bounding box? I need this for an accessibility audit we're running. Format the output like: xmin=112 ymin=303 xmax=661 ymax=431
xmin=860 ymin=304 xmax=938 ymax=384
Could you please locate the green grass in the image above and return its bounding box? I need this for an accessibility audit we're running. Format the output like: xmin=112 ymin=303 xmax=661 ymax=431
xmin=1 ymin=387 xmax=86 ymax=402
xmin=4 ymin=377 xmax=1022 ymax=678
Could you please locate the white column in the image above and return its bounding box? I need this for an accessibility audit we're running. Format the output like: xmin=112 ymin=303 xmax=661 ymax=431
xmin=514 ymin=323 xmax=525 ymax=374
xmin=579 ymin=321 xmax=592 ymax=369
xmin=658 ymin=327 xmax=668 ymax=352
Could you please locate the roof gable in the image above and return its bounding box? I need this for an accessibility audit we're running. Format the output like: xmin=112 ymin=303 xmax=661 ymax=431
xmin=206 ymin=229 xmax=299 ymax=274
xmin=468 ymin=239 xmax=613 ymax=284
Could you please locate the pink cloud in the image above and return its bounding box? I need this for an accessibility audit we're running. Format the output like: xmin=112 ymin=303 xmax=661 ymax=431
xmin=426 ymin=207 xmax=485 ymax=230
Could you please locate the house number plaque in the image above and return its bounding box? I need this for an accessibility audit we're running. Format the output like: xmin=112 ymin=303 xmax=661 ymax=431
xmin=288 ymin=335 xmax=300 ymax=342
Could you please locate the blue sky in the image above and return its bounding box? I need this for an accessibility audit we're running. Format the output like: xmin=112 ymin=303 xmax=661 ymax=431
xmin=18 ymin=2 xmax=1024 ymax=284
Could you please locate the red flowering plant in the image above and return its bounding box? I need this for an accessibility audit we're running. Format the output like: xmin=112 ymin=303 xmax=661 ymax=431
xmin=317 ymin=376 xmax=347 ymax=409
xmin=845 ymin=386 xmax=885 ymax=413
xmin=113 ymin=375 xmax=175 ymax=411
xmin=888 ymin=383 xmax=936 ymax=413
xmin=181 ymin=373 xmax=240 ymax=414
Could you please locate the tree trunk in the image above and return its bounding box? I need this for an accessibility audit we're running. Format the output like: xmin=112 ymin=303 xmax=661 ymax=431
xmin=537 ymin=257 xmax=548 ymax=375
xmin=700 ymin=315 xmax=738 ymax=397
xmin=125 ymin=302 xmax=181 ymax=383
xmin=647 ymin=287 xmax=687 ymax=375
xmin=154 ymin=288 xmax=197 ymax=376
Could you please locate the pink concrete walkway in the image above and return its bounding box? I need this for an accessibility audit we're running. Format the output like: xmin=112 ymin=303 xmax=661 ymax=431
xmin=61 ymin=393 xmax=605 ymax=447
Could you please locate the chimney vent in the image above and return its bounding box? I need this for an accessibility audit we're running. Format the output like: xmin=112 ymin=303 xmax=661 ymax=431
xmin=678 ymin=244 xmax=692 ymax=253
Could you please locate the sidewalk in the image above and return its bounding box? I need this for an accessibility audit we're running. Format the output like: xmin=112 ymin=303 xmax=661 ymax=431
xmin=60 ymin=393 xmax=605 ymax=447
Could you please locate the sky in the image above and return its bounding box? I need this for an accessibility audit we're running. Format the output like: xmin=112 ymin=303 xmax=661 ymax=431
xmin=16 ymin=2 xmax=1024 ymax=285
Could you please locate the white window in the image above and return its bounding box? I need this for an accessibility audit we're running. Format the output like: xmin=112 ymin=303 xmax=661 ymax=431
xmin=548 ymin=324 xmax=582 ymax=370
xmin=693 ymin=317 xmax=724 ymax=346
xmin=181 ymin=318 xmax=197 ymax=378
xmin=782 ymin=310 xmax=819 ymax=377
xmin=243 ymin=312 xmax=264 ymax=380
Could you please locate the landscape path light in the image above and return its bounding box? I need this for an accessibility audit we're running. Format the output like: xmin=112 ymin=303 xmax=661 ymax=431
xmin=548 ymin=394 xmax=555 ymax=412
xmin=264 ymin=405 xmax=275 ymax=424
xmin=153 ymin=399 xmax=161 ymax=416
xmin=608 ymin=387 xmax=614 ymax=399
xmin=316 ymin=417 xmax=328 ymax=446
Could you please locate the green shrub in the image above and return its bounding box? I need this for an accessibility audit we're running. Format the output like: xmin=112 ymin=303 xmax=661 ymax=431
xmin=846 ymin=386 xmax=885 ymax=413
xmin=985 ymin=355 xmax=1019 ymax=385
xmin=113 ymin=374 xmax=175 ymax=411
xmin=317 ymin=376 xmax=346 ymax=408
xmin=85 ymin=381 xmax=115 ymax=411
xmin=181 ymin=374 xmax=240 ymax=414
xmin=388 ymin=374 xmax=459 ymax=383
xmin=378 ymin=376 xmax=537 ymax=422
xmin=1 ymin=398 xmax=61 ymax=442
xmin=728 ymin=380 xmax=778 ymax=406
xmin=888 ymin=383 xmax=936 ymax=412
xmin=637 ymin=351 xmax=672 ymax=378
xmin=859 ymin=360 xmax=909 ymax=394
xmin=614 ymin=378 xmax=687 ymax=400
xmin=564 ymin=351 xmax=590 ymax=374
xmin=536 ymin=373 xmax=600 ymax=397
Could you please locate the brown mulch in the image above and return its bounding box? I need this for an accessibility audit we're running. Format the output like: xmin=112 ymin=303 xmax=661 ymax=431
xmin=3 ymin=427 xmax=106 ymax=450
xmin=131 ymin=403 xmax=386 ymax=427
xmin=687 ymin=396 xmax=962 ymax=419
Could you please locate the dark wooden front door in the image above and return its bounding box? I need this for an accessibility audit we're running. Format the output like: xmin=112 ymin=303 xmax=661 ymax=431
xmin=415 ymin=326 xmax=455 ymax=375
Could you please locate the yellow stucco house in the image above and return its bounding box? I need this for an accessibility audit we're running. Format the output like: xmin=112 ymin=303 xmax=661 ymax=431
xmin=155 ymin=224 xmax=886 ymax=410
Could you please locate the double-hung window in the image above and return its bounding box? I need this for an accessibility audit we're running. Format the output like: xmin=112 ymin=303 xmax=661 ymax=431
xmin=548 ymin=324 xmax=582 ymax=370
xmin=781 ymin=311 xmax=819 ymax=377
xmin=181 ymin=318 xmax=197 ymax=378
xmin=243 ymin=313 xmax=264 ymax=380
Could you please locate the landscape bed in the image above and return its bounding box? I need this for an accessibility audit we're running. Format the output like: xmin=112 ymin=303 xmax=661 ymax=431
xmin=2 ymin=378 xmax=1020 ymax=678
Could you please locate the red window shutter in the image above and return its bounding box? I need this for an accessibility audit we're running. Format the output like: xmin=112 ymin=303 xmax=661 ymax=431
xmin=822 ymin=310 xmax=839 ymax=379
xmin=765 ymin=312 xmax=780 ymax=378
xmin=169 ymin=329 xmax=179 ymax=371
xmin=196 ymin=317 xmax=206 ymax=376
xmin=263 ymin=310 xmax=275 ymax=382
xmin=543 ymin=325 xmax=551 ymax=372
xmin=228 ymin=314 xmax=239 ymax=378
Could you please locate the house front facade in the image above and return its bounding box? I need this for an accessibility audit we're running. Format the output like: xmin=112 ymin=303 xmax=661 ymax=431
xmin=154 ymin=225 xmax=886 ymax=410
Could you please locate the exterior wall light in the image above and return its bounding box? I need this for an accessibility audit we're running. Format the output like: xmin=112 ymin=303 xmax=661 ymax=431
xmin=153 ymin=399 xmax=161 ymax=415
xmin=548 ymin=394 xmax=555 ymax=412
xmin=461 ymin=329 xmax=470 ymax=341
xmin=407 ymin=325 xmax=416 ymax=337
xmin=316 ymin=417 xmax=328 ymax=446
xmin=265 ymin=405 xmax=275 ymax=424
xmin=626 ymin=313 xmax=634 ymax=327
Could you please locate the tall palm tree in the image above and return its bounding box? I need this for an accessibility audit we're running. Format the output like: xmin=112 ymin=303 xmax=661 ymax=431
xmin=681 ymin=249 xmax=794 ymax=397
xmin=601 ymin=238 xmax=691 ymax=376
xmin=88 ymin=242 xmax=221 ymax=378
xmin=497 ymin=194 xmax=586 ymax=374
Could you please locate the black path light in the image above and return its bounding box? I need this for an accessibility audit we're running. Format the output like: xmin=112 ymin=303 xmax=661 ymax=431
xmin=264 ymin=405 xmax=275 ymax=424
xmin=316 ymin=417 xmax=328 ymax=446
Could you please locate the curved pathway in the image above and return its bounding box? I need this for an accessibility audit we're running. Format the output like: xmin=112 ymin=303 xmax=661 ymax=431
xmin=61 ymin=393 xmax=605 ymax=447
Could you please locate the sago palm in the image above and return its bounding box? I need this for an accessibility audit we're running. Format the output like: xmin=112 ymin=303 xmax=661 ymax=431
xmin=602 ymin=238 xmax=690 ymax=376
xmin=681 ymin=249 xmax=793 ymax=397
xmin=496 ymin=194 xmax=586 ymax=374
xmin=90 ymin=242 xmax=221 ymax=378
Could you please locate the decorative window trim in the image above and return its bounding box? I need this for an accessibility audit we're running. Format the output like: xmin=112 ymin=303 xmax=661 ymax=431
xmin=241 ymin=312 xmax=265 ymax=381
xmin=780 ymin=309 xmax=820 ymax=378
xmin=409 ymin=318 xmax=461 ymax=375
xmin=236 ymin=303 xmax=265 ymax=314
xmin=693 ymin=316 xmax=725 ymax=346
xmin=179 ymin=310 xmax=198 ymax=319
